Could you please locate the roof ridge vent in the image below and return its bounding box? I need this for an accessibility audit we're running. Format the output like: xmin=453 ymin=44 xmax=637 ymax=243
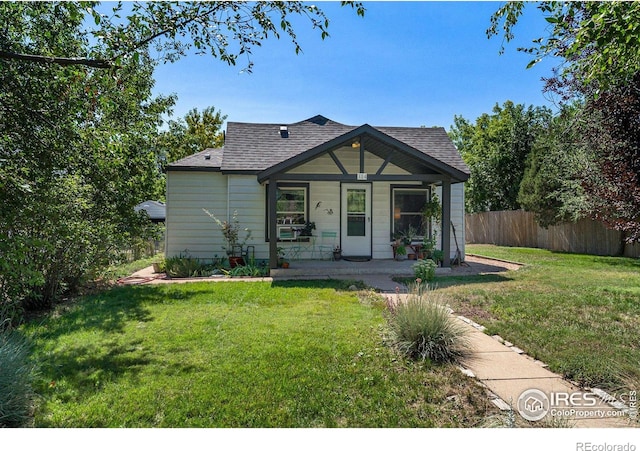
xmin=279 ymin=125 xmax=289 ymax=138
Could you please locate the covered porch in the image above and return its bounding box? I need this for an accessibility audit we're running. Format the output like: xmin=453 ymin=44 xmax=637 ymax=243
xmin=261 ymin=125 xmax=469 ymax=270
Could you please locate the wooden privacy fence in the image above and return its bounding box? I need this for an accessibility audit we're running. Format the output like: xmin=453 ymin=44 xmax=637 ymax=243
xmin=466 ymin=210 xmax=640 ymax=258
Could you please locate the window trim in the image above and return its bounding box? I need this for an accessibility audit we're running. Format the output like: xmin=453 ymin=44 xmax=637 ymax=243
xmin=265 ymin=182 xmax=310 ymax=242
xmin=390 ymin=184 xmax=431 ymax=241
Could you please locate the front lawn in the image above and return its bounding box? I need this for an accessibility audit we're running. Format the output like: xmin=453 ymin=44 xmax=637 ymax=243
xmin=444 ymin=245 xmax=640 ymax=390
xmin=23 ymin=280 xmax=493 ymax=427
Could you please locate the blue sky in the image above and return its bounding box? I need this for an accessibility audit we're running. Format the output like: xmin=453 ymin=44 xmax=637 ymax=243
xmin=151 ymin=1 xmax=558 ymax=130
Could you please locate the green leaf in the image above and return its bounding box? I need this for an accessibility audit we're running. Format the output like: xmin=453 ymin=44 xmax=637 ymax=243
xmin=526 ymin=58 xmax=541 ymax=69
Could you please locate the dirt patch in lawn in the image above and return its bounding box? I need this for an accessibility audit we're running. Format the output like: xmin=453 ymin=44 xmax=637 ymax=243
xmin=450 ymin=255 xmax=523 ymax=276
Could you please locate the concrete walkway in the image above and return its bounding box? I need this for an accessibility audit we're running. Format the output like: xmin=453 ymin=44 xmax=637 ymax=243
xmin=386 ymin=293 xmax=635 ymax=428
xmin=459 ymin=323 xmax=634 ymax=428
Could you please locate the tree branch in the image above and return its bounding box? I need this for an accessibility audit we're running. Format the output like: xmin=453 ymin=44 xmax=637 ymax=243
xmin=0 ymin=50 xmax=113 ymax=69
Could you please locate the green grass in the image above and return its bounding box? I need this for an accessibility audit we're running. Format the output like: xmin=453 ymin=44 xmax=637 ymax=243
xmin=444 ymin=245 xmax=640 ymax=390
xmin=103 ymin=256 xmax=160 ymax=281
xmin=23 ymin=280 xmax=493 ymax=427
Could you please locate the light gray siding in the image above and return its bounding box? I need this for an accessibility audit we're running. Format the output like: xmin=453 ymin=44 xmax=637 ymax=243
xmin=227 ymin=175 xmax=268 ymax=259
xmin=165 ymin=171 xmax=228 ymax=259
xmin=166 ymin=166 xmax=466 ymax=261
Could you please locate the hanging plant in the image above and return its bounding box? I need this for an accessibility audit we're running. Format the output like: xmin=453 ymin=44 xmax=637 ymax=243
xmin=422 ymin=194 xmax=441 ymax=227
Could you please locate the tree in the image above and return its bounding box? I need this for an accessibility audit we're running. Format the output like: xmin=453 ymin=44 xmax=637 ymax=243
xmin=488 ymin=2 xmax=640 ymax=97
xmin=159 ymin=106 xmax=227 ymax=162
xmin=1 ymin=3 xmax=172 ymax=322
xmin=488 ymin=1 xmax=640 ymax=241
xmin=449 ymin=101 xmax=552 ymax=213
xmin=0 ymin=1 xmax=365 ymax=71
xmin=580 ymin=77 xmax=640 ymax=242
xmin=155 ymin=106 xmax=227 ymax=198
xmin=518 ymin=104 xmax=592 ymax=227
xmin=184 ymin=107 xmax=227 ymax=150
xmin=0 ymin=1 xmax=367 ymax=328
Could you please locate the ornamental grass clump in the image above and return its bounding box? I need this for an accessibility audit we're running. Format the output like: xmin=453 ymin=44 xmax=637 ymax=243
xmin=386 ymin=283 xmax=470 ymax=363
xmin=0 ymin=330 xmax=37 ymax=427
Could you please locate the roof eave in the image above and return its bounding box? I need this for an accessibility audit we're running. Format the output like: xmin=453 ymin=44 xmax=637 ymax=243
xmin=166 ymin=166 xmax=222 ymax=172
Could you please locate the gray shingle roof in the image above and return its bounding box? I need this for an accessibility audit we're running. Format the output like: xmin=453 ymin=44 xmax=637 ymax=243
xmin=169 ymin=115 xmax=470 ymax=177
xmin=169 ymin=148 xmax=224 ymax=169
xmin=221 ymin=115 xmax=354 ymax=172
xmin=375 ymin=126 xmax=468 ymax=176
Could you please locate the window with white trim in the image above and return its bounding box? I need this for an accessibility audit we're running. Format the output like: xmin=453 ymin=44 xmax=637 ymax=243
xmin=392 ymin=188 xmax=429 ymax=238
xmin=265 ymin=184 xmax=310 ymax=241
xmin=276 ymin=186 xmax=307 ymax=225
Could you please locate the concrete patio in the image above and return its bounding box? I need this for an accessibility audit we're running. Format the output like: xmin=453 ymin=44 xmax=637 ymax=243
xmin=267 ymin=255 xmax=522 ymax=292
xmin=270 ymin=254 xmax=520 ymax=278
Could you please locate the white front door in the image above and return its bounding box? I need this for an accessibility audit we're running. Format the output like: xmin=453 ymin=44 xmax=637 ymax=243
xmin=341 ymin=183 xmax=371 ymax=257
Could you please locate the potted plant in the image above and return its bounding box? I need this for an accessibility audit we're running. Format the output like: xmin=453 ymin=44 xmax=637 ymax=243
xmin=391 ymin=234 xmax=406 ymax=260
xmin=332 ymin=246 xmax=342 ymax=261
xmin=298 ymin=221 xmax=316 ymax=237
xmin=420 ymin=194 xmax=442 ymax=255
xmin=203 ymin=208 xmax=252 ymax=268
xmin=421 ymin=230 xmax=437 ymax=259
xmin=431 ymin=249 xmax=444 ymax=266
xmin=152 ymin=255 xmax=165 ymax=273
xmin=277 ymin=247 xmax=286 ymax=268
xmin=401 ymin=226 xmax=419 ymax=260
xmin=394 ymin=242 xmax=407 ymax=260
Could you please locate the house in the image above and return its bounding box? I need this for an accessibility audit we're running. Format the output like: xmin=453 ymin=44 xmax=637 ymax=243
xmin=134 ymin=200 xmax=166 ymax=223
xmin=165 ymin=115 xmax=470 ymax=268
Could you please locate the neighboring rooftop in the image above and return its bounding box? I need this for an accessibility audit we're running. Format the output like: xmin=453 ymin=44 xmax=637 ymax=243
xmin=134 ymin=200 xmax=166 ymax=222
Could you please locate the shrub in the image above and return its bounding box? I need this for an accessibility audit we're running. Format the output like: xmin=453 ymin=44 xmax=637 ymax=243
xmin=413 ymin=258 xmax=437 ymax=282
xmin=430 ymin=249 xmax=444 ymax=265
xmin=0 ymin=295 xmax=24 ymax=334
xmin=222 ymin=264 xmax=269 ymax=278
xmin=386 ymin=284 xmax=469 ymax=363
xmin=0 ymin=330 xmax=37 ymax=427
xmin=165 ymin=253 xmax=202 ymax=278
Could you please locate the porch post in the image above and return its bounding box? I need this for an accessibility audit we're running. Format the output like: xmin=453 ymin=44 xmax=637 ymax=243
xmin=268 ymin=178 xmax=278 ymax=269
xmin=441 ymin=178 xmax=451 ymax=267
